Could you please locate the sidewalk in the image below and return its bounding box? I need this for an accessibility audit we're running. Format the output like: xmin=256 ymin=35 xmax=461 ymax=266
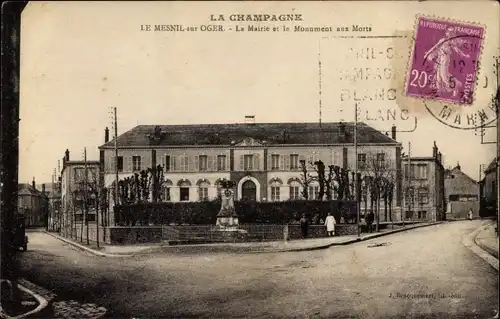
xmin=462 ymin=220 xmax=499 ymax=271
xmin=0 ymin=279 xmax=50 ymax=319
xmin=475 ymin=222 xmax=499 ymax=260
xmin=46 ymin=221 xmax=442 ymax=256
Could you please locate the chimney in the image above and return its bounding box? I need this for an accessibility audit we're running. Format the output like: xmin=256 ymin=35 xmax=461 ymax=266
xmin=65 ymin=149 xmax=70 ymax=161
xmin=32 ymin=177 xmax=36 ymax=190
xmin=438 ymin=152 xmax=442 ymax=163
xmin=105 ymin=127 xmax=110 ymax=143
xmin=42 ymin=183 xmax=46 ymax=193
xmin=456 ymin=162 xmax=461 ymax=170
xmin=244 ymin=115 xmax=255 ymax=124
xmin=432 ymin=141 xmax=438 ymax=158
xmin=391 ymin=125 xmax=396 ymax=140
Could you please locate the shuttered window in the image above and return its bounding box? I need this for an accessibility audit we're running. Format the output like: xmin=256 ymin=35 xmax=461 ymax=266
xmin=243 ymin=155 xmax=253 ymax=171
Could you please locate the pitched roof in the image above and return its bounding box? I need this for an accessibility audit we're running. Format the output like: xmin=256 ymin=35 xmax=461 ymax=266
xmin=445 ymin=167 xmax=478 ymax=184
xmin=18 ymin=183 xmax=44 ymax=196
xmin=98 ymin=122 xmax=400 ymax=148
xmin=485 ymin=157 xmax=497 ymax=173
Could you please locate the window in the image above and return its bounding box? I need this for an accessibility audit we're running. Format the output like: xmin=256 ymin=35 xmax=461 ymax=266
xmin=358 ymin=153 xmax=367 ymax=169
xmin=417 ymin=164 xmax=428 ymax=179
xmin=449 ymin=194 xmax=460 ymax=201
xmin=290 ymin=154 xmax=299 ymax=170
xmin=244 ymin=155 xmax=254 ymax=171
xmin=418 ymin=211 xmax=427 ymax=219
xmin=417 ymin=187 xmax=429 ymax=204
xmin=217 ymin=155 xmax=226 ymax=171
xmin=271 ymin=154 xmax=280 ymax=170
xmin=117 ymin=156 xmax=124 ymax=172
xmin=309 ymin=183 xmax=320 ymax=200
xmin=405 ymin=187 xmax=415 ymax=204
xmin=376 ymin=153 xmax=385 ymax=167
xmin=271 ymin=187 xmax=280 ymax=201
xmin=164 ymin=156 xmax=171 ymax=172
xmin=405 ymin=164 xmax=429 ymax=179
xmin=165 ymin=187 xmax=171 ymax=201
xmin=289 ymin=180 xmax=301 ymax=200
xmin=332 ymin=151 xmax=341 ymax=166
xmin=132 ymin=156 xmax=142 ymax=171
xmin=180 ymin=187 xmax=189 ymax=201
xmin=198 ymin=182 xmax=209 ymax=201
xmin=180 ymin=155 xmax=188 ymax=171
xmin=199 ymin=155 xmax=208 ymax=172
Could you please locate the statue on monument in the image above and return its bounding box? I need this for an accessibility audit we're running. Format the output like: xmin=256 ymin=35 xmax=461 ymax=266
xmin=216 ymin=179 xmax=239 ymax=228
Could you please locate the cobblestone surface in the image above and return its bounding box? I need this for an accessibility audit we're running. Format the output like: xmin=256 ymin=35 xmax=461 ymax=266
xmin=53 ymin=300 xmax=107 ymax=319
xmin=19 ymin=279 xmax=107 ymax=318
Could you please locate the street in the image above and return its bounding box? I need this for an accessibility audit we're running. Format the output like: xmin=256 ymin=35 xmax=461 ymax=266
xmin=18 ymin=221 xmax=498 ymax=318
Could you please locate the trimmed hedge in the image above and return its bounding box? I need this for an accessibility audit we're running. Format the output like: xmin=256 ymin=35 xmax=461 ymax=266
xmin=114 ymin=200 xmax=358 ymax=226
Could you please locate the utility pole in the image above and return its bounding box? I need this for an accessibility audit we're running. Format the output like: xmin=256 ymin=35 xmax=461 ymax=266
xmin=354 ymin=103 xmax=360 ymax=238
xmin=496 ymin=84 xmax=500 ymax=236
xmin=408 ymin=142 xmax=412 ymax=223
xmin=84 ymin=147 xmax=89 ymax=245
xmin=114 ymin=107 xmax=119 ymax=221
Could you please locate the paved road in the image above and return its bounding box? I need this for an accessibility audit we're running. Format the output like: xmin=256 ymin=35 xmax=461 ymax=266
xmin=19 ymin=221 xmax=498 ymax=318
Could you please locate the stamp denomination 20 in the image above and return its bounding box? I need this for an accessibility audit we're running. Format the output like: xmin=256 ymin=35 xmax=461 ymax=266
xmin=406 ymin=16 xmax=484 ymax=105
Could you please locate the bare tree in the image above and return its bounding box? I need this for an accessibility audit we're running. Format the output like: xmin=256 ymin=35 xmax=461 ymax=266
xmin=313 ymin=160 xmax=326 ymax=200
xmin=299 ymin=160 xmax=314 ymax=200
xmin=325 ymin=165 xmax=336 ymax=200
xmin=362 ymin=152 xmax=396 ymax=232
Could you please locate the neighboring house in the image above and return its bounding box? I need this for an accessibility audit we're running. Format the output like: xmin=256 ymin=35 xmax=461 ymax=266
xmin=18 ymin=179 xmax=49 ymax=227
xmin=401 ymin=142 xmax=446 ymax=222
xmin=98 ymin=119 xmax=404 ymax=224
xmin=38 ymin=182 xmax=62 ymax=231
xmin=444 ymin=163 xmax=480 ymax=219
xmin=60 ymin=149 xmax=100 ymax=235
xmin=481 ymin=157 xmax=497 ymax=218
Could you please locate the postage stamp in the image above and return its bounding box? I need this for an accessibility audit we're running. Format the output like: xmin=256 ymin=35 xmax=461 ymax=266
xmin=405 ymin=16 xmax=485 ymax=105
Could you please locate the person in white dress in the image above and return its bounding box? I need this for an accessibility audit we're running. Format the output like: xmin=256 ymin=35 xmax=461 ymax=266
xmin=324 ymin=212 xmax=336 ymax=237
xmin=468 ymin=209 xmax=473 ymax=220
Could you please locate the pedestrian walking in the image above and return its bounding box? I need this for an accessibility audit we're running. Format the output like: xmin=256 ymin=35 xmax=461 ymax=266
xmin=300 ymin=213 xmax=309 ymax=239
xmin=468 ymin=209 xmax=473 ymax=220
xmin=367 ymin=211 xmax=375 ymax=233
xmin=324 ymin=212 xmax=336 ymax=236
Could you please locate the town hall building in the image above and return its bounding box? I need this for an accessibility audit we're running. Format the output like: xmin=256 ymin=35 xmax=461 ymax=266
xmin=98 ymin=119 xmax=403 ymax=221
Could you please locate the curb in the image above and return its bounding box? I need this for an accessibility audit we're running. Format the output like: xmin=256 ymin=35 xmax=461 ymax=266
xmin=0 ymin=279 xmax=49 ymax=319
xmin=43 ymin=222 xmax=442 ymax=256
xmin=462 ymin=221 xmax=499 ymax=271
xmin=256 ymin=221 xmax=443 ymax=253
xmin=43 ymin=231 xmax=134 ymax=258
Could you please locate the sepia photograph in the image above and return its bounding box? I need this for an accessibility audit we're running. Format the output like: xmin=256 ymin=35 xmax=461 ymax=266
xmin=1 ymin=1 xmax=499 ymax=318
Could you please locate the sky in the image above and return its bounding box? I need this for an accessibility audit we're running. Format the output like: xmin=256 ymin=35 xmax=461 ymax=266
xmin=19 ymin=1 xmax=499 ymax=184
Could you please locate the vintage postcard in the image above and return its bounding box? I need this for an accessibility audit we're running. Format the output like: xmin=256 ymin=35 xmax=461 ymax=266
xmin=1 ymin=1 xmax=498 ymax=318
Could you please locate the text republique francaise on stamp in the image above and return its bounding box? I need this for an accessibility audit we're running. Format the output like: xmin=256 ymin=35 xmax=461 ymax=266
xmin=405 ymin=16 xmax=496 ymax=130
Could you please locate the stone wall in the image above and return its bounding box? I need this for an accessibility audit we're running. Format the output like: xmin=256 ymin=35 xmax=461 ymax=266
xmin=108 ymin=226 xmax=163 ymax=244
xmin=71 ymin=225 xmax=162 ymax=245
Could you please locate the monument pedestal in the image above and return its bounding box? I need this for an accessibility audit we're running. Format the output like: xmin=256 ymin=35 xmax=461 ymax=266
xmin=212 ymin=181 xmax=247 ymax=240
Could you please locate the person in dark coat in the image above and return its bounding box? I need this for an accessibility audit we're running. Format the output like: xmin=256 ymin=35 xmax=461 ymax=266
xmin=299 ymin=213 xmax=309 ymax=239
xmin=367 ymin=211 xmax=375 ymax=233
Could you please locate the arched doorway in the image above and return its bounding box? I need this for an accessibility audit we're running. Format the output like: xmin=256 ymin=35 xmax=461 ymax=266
xmin=242 ymin=180 xmax=257 ymax=201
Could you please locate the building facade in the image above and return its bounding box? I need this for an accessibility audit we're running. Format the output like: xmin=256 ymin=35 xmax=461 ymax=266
xmin=401 ymin=142 xmax=446 ymax=222
xmin=444 ymin=164 xmax=480 ymax=219
xmin=18 ymin=179 xmax=48 ymax=227
xmin=59 ymin=149 xmax=100 ymax=236
xmin=98 ymin=121 xmax=404 ymax=223
xmin=481 ymin=157 xmax=497 ymax=217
